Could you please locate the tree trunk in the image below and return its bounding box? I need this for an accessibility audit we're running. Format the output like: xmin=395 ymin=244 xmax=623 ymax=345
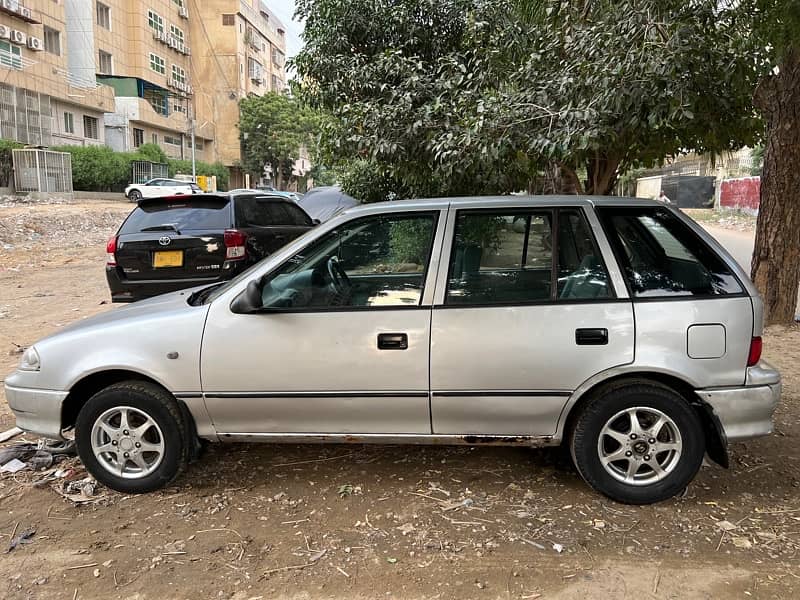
xmin=752 ymin=48 xmax=800 ymax=324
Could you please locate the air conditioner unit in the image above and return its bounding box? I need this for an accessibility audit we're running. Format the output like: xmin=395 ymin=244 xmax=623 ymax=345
xmin=10 ymin=30 xmax=25 ymax=45
xmin=1 ymin=0 xmax=17 ymax=13
xmin=169 ymin=37 xmax=178 ymax=49
xmin=20 ymin=6 xmax=31 ymax=19
xmin=177 ymin=41 xmax=185 ymax=53
xmin=251 ymin=76 xmax=262 ymax=85
xmin=27 ymin=35 xmax=42 ymax=51
xmin=179 ymin=6 xmax=188 ymax=18
xmin=0 ymin=25 xmax=10 ymax=40
xmin=183 ymin=45 xmax=191 ymax=56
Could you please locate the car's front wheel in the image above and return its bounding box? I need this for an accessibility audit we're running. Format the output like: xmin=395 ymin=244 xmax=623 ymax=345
xmin=75 ymin=381 xmax=188 ymax=493
xmin=569 ymin=380 xmax=705 ymax=504
xmin=127 ymin=189 xmax=142 ymax=202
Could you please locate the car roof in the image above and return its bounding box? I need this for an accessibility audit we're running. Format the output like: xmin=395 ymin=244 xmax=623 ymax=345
xmin=340 ymin=195 xmax=662 ymax=216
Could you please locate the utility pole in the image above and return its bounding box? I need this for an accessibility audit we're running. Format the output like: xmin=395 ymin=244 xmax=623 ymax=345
xmin=190 ymin=100 xmax=197 ymax=181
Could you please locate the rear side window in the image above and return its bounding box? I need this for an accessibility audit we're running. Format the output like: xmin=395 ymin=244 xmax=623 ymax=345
xmin=444 ymin=208 xmax=611 ymax=305
xmin=235 ymin=198 xmax=312 ymax=227
xmin=120 ymin=198 xmax=231 ymax=233
xmin=597 ymin=207 xmax=743 ymax=298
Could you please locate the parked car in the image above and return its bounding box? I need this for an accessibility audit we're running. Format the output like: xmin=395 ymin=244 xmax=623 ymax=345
xmin=299 ymin=186 xmax=359 ymax=222
xmin=5 ymin=196 xmax=780 ymax=503
xmin=105 ymin=193 xmax=315 ymax=302
xmin=125 ymin=179 xmax=194 ymax=201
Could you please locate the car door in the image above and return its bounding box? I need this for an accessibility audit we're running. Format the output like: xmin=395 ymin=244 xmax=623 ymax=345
xmin=200 ymin=207 xmax=447 ymax=436
xmin=429 ymin=202 xmax=635 ymax=436
xmin=142 ymin=180 xmax=163 ymax=199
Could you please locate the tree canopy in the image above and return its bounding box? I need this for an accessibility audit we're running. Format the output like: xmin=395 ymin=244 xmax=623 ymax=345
xmin=239 ymin=92 xmax=319 ymax=189
xmin=295 ymin=0 xmax=761 ymax=198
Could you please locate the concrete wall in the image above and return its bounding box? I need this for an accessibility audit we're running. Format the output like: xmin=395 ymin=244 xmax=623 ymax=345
xmin=720 ymin=177 xmax=760 ymax=212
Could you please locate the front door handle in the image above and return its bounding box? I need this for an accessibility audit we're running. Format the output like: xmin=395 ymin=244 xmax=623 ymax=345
xmin=378 ymin=333 xmax=408 ymax=350
xmin=575 ymin=328 xmax=608 ymax=346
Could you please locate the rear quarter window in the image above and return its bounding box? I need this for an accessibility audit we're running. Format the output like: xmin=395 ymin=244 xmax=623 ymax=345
xmin=597 ymin=206 xmax=743 ymax=298
xmin=235 ymin=198 xmax=312 ymax=227
xmin=120 ymin=198 xmax=231 ymax=233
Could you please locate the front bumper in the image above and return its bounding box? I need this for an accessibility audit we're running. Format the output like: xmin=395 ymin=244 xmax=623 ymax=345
xmin=696 ymin=362 xmax=782 ymax=443
xmin=4 ymin=383 xmax=67 ymax=439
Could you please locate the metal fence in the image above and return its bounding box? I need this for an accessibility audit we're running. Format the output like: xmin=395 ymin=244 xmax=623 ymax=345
xmin=12 ymin=149 xmax=73 ymax=195
xmin=131 ymin=160 xmax=169 ymax=185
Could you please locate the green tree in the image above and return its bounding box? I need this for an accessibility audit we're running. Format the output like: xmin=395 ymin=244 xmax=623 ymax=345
xmin=239 ymin=93 xmax=319 ymax=190
xmin=294 ymin=0 xmax=759 ymax=197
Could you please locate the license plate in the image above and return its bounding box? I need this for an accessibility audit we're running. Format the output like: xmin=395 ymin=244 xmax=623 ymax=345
xmin=153 ymin=250 xmax=183 ymax=268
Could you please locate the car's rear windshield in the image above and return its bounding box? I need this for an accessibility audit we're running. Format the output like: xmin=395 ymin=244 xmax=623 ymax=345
xmin=120 ymin=198 xmax=231 ymax=233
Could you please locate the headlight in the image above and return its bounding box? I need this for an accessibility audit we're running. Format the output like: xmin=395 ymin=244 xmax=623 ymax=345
xmin=19 ymin=346 xmax=40 ymax=372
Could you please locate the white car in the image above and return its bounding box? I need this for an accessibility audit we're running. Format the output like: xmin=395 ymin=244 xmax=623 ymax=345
xmin=125 ymin=179 xmax=194 ymax=202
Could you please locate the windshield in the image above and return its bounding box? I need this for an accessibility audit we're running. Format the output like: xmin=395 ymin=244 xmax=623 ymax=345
xmin=202 ymin=224 xmax=323 ymax=304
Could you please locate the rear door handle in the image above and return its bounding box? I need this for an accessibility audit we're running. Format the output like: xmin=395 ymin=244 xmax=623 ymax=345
xmin=575 ymin=328 xmax=608 ymax=346
xmin=378 ymin=333 xmax=408 ymax=350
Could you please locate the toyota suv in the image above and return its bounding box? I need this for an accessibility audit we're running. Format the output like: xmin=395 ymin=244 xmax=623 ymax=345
xmin=5 ymin=196 xmax=780 ymax=504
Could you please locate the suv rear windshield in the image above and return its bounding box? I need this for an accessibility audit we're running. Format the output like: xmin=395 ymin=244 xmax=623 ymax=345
xmin=597 ymin=206 xmax=743 ymax=298
xmin=234 ymin=196 xmax=313 ymax=228
xmin=120 ymin=198 xmax=231 ymax=233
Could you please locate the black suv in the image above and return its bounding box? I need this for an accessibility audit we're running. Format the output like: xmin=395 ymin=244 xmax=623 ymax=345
xmin=106 ymin=193 xmax=316 ymax=302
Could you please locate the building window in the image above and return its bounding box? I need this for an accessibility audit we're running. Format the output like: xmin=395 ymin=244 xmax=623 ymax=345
xmin=272 ymin=48 xmax=285 ymax=68
xmin=0 ymin=41 xmax=22 ymax=70
xmin=164 ymin=134 xmax=181 ymax=146
xmin=83 ymin=116 xmax=99 ymax=140
xmin=43 ymin=27 xmax=61 ymax=56
xmin=271 ymin=74 xmax=283 ymax=91
xmin=147 ymin=10 xmax=164 ymax=34
xmin=185 ymin=137 xmax=204 ymax=151
xmin=248 ymin=58 xmax=263 ymax=81
xmin=171 ymin=64 xmax=186 ymax=85
xmin=152 ymin=133 xmax=158 ymax=145
xmin=97 ymin=2 xmax=111 ymax=30
xmin=169 ymin=24 xmax=184 ymax=44
xmin=133 ymin=128 xmax=144 ymax=148
xmin=98 ymin=50 xmax=113 ymax=75
xmin=222 ymin=14 xmax=235 ymax=26
xmin=144 ymin=89 xmax=168 ymax=116
xmin=172 ymin=103 xmax=186 ymax=114
xmin=149 ymin=53 xmax=166 ymax=75
xmin=64 ymin=112 xmax=74 ymax=134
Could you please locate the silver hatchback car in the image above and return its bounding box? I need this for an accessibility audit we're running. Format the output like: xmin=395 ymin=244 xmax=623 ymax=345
xmin=5 ymin=197 xmax=781 ymax=504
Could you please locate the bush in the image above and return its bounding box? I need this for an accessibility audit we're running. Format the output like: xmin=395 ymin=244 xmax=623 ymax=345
xmin=0 ymin=139 xmax=23 ymax=187
xmin=50 ymin=144 xmax=230 ymax=192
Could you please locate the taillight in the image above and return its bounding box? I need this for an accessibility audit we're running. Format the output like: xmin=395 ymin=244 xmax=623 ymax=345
xmin=106 ymin=236 xmax=117 ymax=266
xmin=224 ymin=229 xmax=247 ymax=260
xmin=747 ymin=336 xmax=762 ymax=367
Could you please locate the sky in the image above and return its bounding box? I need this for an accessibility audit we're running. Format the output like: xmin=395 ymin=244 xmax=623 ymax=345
xmin=266 ymin=0 xmax=304 ymax=63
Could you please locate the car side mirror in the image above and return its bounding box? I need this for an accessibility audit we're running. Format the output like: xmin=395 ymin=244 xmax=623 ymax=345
xmin=312 ymin=219 xmax=321 ymax=226
xmin=230 ymin=279 xmax=263 ymax=314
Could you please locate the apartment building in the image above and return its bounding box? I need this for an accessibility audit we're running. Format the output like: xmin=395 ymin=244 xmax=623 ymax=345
xmin=0 ymin=0 xmax=288 ymax=180
xmin=190 ymin=0 xmax=287 ymax=187
xmin=0 ymin=0 xmax=115 ymax=147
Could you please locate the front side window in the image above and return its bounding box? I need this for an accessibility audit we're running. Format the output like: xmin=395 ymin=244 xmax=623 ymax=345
xmin=445 ymin=209 xmax=611 ymax=305
xmin=597 ymin=207 xmax=743 ymax=298
xmin=257 ymin=213 xmax=437 ymax=309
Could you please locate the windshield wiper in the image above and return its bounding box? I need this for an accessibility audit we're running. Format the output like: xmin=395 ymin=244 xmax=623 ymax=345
xmin=141 ymin=224 xmax=181 ymax=233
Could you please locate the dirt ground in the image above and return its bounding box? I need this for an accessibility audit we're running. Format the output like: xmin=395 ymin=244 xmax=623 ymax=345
xmin=1 ymin=201 xmax=799 ymax=600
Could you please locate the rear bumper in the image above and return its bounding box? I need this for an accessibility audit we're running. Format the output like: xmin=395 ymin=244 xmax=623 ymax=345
xmin=105 ymin=266 xmax=230 ymax=303
xmin=4 ymin=382 xmax=67 ymax=439
xmin=695 ymin=362 xmax=782 ymax=443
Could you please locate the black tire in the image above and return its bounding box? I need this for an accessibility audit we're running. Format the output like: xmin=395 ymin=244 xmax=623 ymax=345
xmin=128 ymin=189 xmax=142 ymax=202
xmin=569 ymin=379 xmax=705 ymax=504
xmin=75 ymin=381 xmax=189 ymax=494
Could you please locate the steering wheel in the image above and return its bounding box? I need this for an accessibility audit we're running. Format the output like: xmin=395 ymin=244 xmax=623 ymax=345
xmin=326 ymin=256 xmax=352 ymax=294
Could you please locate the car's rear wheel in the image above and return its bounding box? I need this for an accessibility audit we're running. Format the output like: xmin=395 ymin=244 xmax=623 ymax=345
xmin=128 ymin=190 xmax=142 ymax=202
xmin=569 ymin=380 xmax=705 ymax=504
xmin=75 ymin=381 xmax=188 ymax=493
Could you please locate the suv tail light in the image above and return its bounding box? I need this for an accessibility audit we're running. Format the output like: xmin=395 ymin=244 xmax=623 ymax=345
xmin=106 ymin=236 xmax=118 ymax=266
xmin=747 ymin=336 xmax=762 ymax=367
xmin=224 ymin=229 xmax=247 ymax=260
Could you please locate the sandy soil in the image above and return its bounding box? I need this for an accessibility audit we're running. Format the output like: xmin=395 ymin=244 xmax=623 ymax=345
xmin=0 ymin=201 xmax=799 ymax=599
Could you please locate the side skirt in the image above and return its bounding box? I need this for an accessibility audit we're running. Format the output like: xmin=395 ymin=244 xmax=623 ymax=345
xmin=214 ymin=432 xmax=558 ymax=447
